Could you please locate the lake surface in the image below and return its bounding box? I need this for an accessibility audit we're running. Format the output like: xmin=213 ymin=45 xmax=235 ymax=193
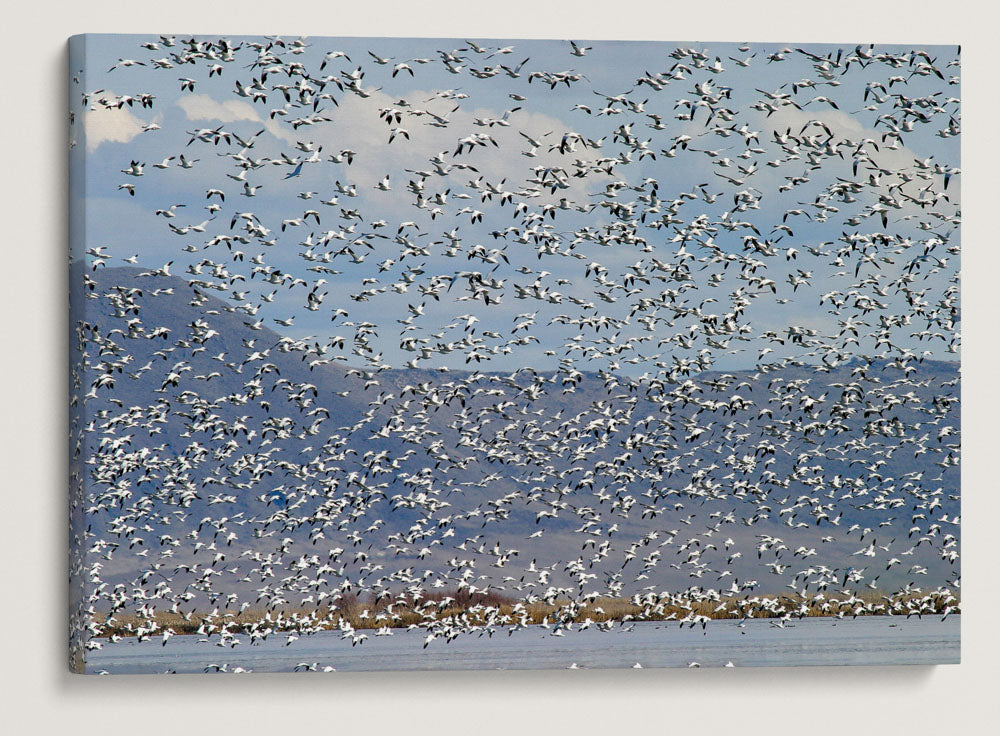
xmin=84 ymin=615 xmax=960 ymax=674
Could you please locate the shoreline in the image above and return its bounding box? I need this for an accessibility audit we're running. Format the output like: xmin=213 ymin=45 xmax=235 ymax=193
xmin=89 ymin=589 xmax=960 ymax=641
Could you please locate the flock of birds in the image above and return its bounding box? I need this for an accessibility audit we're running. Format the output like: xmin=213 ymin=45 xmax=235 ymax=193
xmin=69 ymin=36 xmax=960 ymax=672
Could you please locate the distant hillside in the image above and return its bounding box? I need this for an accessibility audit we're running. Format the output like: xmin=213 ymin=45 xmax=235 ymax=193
xmin=71 ymin=265 xmax=960 ymax=604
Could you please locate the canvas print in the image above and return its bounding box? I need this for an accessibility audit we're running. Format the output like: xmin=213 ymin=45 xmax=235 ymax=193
xmin=68 ymin=35 xmax=960 ymax=674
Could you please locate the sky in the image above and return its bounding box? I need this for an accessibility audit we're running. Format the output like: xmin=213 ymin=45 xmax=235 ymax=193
xmin=70 ymin=35 xmax=961 ymax=376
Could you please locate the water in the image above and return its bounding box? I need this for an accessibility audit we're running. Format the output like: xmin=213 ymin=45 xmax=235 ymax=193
xmin=83 ymin=615 xmax=960 ymax=674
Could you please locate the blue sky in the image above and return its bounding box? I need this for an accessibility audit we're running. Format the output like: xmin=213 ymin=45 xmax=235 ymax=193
xmin=70 ymin=35 xmax=960 ymax=375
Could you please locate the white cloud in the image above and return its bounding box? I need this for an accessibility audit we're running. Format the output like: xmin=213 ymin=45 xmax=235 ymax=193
xmin=750 ymin=104 xmax=958 ymax=219
xmin=177 ymin=94 xmax=260 ymax=123
xmin=84 ymin=100 xmax=146 ymax=152
xmin=176 ymin=93 xmax=296 ymax=144
xmin=295 ymin=88 xmax=615 ymax=214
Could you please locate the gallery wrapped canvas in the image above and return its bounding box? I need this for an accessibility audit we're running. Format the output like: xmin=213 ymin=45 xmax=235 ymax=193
xmin=68 ymin=34 xmax=960 ymax=674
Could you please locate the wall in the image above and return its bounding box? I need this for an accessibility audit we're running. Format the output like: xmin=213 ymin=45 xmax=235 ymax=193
xmin=1 ymin=2 xmax=995 ymax=733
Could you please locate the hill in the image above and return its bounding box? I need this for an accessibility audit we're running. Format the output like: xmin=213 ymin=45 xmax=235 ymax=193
xmin=70 ymin=265 xmax=960 ymax=613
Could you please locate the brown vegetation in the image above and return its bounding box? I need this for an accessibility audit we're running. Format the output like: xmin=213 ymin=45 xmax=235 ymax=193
xmin=92 ymin=586 xmax=960 ymax=641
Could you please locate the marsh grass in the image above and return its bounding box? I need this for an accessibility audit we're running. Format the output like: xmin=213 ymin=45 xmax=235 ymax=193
xmin=92 ymin=586 xmax=959 ymax=640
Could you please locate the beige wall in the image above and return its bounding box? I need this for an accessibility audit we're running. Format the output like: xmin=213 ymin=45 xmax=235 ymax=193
xmin=1 ymin=2 xmax=993 ymax=734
